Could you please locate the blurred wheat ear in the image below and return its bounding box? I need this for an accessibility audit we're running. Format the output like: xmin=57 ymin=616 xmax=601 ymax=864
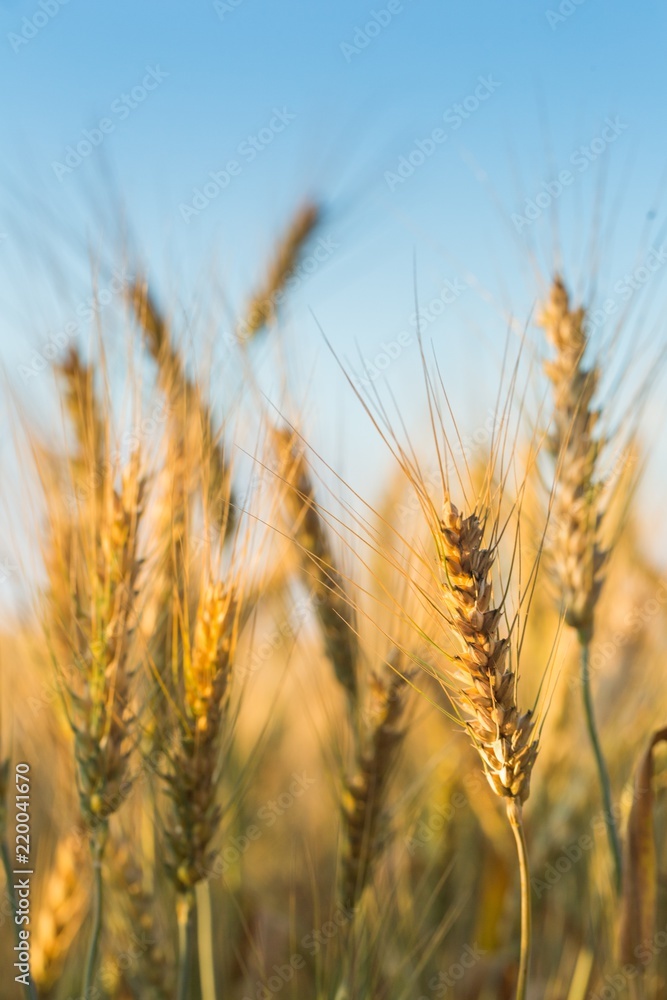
xmin=128 ymin=277 xmax=235 ymax=537
xmin=273 ymin=425 xmax=359 ymax=710
xmin=340 ymin=660 xmax=410 ymax=913
xmin=38 ymin=347 xmax=147 ymax=995
xmin=539 ymin=276 xmax=623 ymax=892
xmin=31 ymin=830 xmax=89 ymax=996
xmin=238 ymin=200 xmax=321 ymax=341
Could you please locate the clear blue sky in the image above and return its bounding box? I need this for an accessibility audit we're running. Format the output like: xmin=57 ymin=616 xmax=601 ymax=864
xmin=1 ymin=0 xmax=667 ymax=597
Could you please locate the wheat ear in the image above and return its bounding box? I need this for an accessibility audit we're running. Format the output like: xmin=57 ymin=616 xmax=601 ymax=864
xmin=274 ymin=426 xmax=358 ymax=708
xmin=239 ymin=201 xmax=320 ymax=340
xmin=44 ymin=448 xmax=145 ymax=993
xmin=437 ymin=495 xmax=537 ymax=1000
xmin=129 ymin=278 xmax=234 ymax=535
xmin=538 ymin=276 xmax=622 ymax=891
xmin=340 ymin=662 xmax=409 ymax=912
xmin=161 ymin=580 xmax=237 ymax=999
xmin=31 ymin=831 xmax=89 ymax=995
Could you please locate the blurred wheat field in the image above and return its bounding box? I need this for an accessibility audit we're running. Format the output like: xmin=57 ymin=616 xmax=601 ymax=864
xmin=0 ymin=197 xmax=667 ymax=1000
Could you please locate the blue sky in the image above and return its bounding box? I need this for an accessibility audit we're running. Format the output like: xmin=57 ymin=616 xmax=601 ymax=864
xmin=1 ymin=0 xmax=667 ymax=595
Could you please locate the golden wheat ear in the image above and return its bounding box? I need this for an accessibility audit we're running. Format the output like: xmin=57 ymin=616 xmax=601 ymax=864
xmin=272 ymin=424 xmax=359 ymax=710
xmin=128 ymin=277 xmax=235 ymax=537
xmin=239 ymin=201 xmax=321 ymax=341
xmin=438 ymin=498 xmax=539 ymax=805
xmin=538 ymin=275 xmax=625 ymax=892
xmin=31 ymin=831 xmax=90 ymax=995
xmin=538 ymin=276 xmax=606 ymax=642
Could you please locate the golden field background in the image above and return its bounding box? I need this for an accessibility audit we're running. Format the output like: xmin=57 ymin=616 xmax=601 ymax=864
xmin=0 ymin=198 xmax=666 ymax=1000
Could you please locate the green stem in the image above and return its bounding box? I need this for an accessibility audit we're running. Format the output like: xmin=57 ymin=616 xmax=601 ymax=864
xmin=83 ymin=828 xmax=106 ymax=997
xmin=507 ymin=801 xmax=531 ymax=1000
xmin=580 ymin=640 xmax=623 ymax=894
xmin=196 ymin=880 xmax=217 ymax=1000
xmin=1 ymin=841 xmax=38 ymax=1000
xmin=177 ymin=890 xmax=196 ymax=1000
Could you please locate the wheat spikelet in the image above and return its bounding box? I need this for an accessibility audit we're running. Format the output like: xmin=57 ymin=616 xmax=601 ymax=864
xmin=538 ymin=276 xmax=606 ymax=642
xmin=56 ymin=346 xmax=104 ymax=468
xmin=340 ymin=662 xmax=409 ymax=910
xmin=45 ymin=448 xmax=145 ymax=829
xmin=31 ymin=832 xmax=89 ymax=993
xmin=239 ymin=201 xmax=320 ymax=340
xmin=129 ymin=278 xmax=234 ymax=535
xmin=438 ymin=497 xmax=538 ymax=804
xmin=274 ymin=426 xmax=358 ymax=706
xmin=164 ymin=581 xmax=237 ymax=890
